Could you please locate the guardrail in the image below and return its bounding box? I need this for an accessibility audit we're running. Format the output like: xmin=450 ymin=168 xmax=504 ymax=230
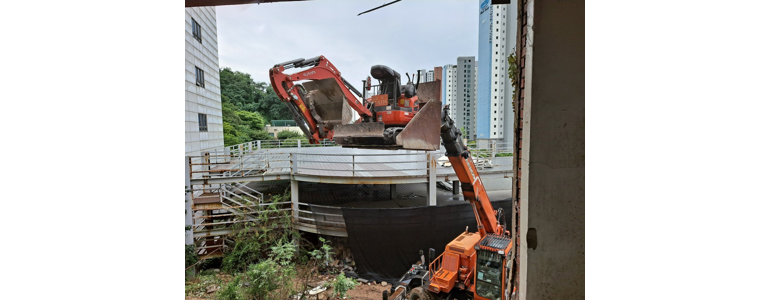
xmin=295 ymin=202 xmax=347 ymax=236
xmin=291 ymin=152 xmax=429 ymax=177
xmin=188 ymin=146 xmax=515 ymax=182
xmin=204 ymin=139 xmax=340 ymax=157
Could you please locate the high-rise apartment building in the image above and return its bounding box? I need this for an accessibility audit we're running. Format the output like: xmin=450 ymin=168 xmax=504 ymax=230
xmin=427 ymin=70 xmax=434 ymax=82
xmin=457 ymin=57 xmax=477 ymax=140
xmin=186 ymin=7 xmax=224 ymax=156
xmin=433 ymin=66 xmax=443 ymax=82
xmin=441 ymin=64 xmax=457 ymax=121
xmin=477 ymin=0 xmax=509 ymax=145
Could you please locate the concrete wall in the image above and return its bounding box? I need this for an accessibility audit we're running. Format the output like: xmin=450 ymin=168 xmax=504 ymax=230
xmin=518 ymin=0 xmax=585 ymax=299
xmin=185 ymin=7 xmax=225 ymax=156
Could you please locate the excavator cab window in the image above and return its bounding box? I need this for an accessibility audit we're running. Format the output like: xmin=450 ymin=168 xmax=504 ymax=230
xmin=475 ymin=250 xmax=504 ymax=300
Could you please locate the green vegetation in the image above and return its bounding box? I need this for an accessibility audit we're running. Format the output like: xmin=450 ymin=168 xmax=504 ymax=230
xmin=220 ymin=67 xmax=295 ymax=146
xmin=186 ymin=244 xmax=199 ymax=269
xmin=276 ymin=130 xmax=305 ymax=140
xmin=186 ymin=190 xmax=356 ymax=300
xmin=332 ymin=272 xmax=357 ymax=298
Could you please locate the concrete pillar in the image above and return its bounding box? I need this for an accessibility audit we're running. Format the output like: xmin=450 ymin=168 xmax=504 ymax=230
xmin=291 ymin=179 xmax=299 ymax=220
xmin=516 ymin=1 xmax=585 ymax=299
xmin=185 ymin=156 xmax=193 ymax=245
xmin=427 ymin=152 xmax=437 ymax=206
xmin=452 ymin=180 xmax=460 ymax=195
xmin=390 ymin=184 xmax=397 ymax=199
xmin=185 ymin=156 xmax=194 ymax=278
xmin=257 ymin=140 xmax=261 ymax=150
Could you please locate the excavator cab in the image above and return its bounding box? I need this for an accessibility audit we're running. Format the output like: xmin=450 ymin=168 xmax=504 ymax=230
xmin=370 ymin=64 xmax=401 ymax=104
xmin=332 ymin=65 xmax=442 ymax=150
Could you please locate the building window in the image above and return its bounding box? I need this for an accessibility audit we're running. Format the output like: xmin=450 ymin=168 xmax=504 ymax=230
xmin=198 ymin=113 xmax=208 ymax=132
xmin=192 ymin=18 xmax=202 ymax=43
xmin=195 ymin=66 xmax=205 ymax=87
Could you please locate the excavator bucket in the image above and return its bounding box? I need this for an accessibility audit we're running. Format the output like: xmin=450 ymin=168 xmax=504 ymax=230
xmin=333 ymin=99 xmax=442 ymax=150
xmin=396 ymin=98 xmax=442 ymax=150
xmin=302 ymin=78 xmax=354 ymax=126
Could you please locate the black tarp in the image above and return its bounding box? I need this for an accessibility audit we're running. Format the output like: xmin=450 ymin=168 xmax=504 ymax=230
xmin=341 ymin=199 xmax=513 ymax=283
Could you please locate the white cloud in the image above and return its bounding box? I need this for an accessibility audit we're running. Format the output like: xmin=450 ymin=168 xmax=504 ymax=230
xmin=217 ymin=0 xmax=479 ymax=85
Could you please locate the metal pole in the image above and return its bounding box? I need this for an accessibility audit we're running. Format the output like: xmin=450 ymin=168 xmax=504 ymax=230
xmin=428 ymin=152 xmax=437 ymax=206
xmin=291 ymin=179 xmax=299 ymax=220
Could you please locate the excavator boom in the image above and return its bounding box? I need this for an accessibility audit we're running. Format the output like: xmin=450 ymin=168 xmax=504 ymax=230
xmin=269 ymin=55 xmax=373 ymax=143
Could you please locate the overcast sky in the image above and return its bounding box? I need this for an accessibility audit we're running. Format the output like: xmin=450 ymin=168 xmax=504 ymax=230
xmin=216 ymin=0 xmax=478 ymax=87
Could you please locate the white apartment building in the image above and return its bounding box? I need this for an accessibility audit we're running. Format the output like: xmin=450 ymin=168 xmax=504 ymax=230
xmin=185 ymin=7 xmax=225 ymax=156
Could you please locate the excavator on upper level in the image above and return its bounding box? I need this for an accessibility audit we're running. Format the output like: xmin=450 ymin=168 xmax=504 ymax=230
xmin=270 ymin=57 xmax=514 ymax=300
xmin=269 ymin=55 xmax=441 ymax=150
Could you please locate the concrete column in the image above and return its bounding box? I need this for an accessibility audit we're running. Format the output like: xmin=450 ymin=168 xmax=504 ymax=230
xmin=517 ymin=1 xmax=585 ymax=299
xmin=390 ymin=184 xmax=397 ymax=199
xmin=291 ymin=179 xmax=299 ymax=220
xmin=257 ymin=140 xmax=261 ymax=150
xmin=185 ymin=156 xmax=193 ymax=245
xmin=185 ymin=156 xmax=194 ymax=278
xmin=427 ymin=152 xmax=437 ymax=206
xmin=452 ymin=180 xmax=460 ymax=195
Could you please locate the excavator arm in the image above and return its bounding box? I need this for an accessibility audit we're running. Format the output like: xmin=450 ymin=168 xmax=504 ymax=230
xmin=439 ymin=105 xmax=506 ymax=237
xmin=269 ymin=55 xmax=374 ymax=143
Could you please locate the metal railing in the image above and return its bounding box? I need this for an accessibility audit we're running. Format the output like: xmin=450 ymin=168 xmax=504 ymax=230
xmin=291 ymin=152 xmax=429 ymax=177
xmin=207 ymin=139 xmax=340 ymax=158
xmin=296 ymin=203 xmax=346 ymax=229
xmin=188 ymin=145 xmax=515 ymax=181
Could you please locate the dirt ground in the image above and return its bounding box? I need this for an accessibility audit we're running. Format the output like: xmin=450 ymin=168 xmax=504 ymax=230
xmin=344 ymin=281 xmax=392 ymax=300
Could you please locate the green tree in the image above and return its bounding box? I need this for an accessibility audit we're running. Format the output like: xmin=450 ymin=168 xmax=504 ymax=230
xmin=219 ymin=67 xmax=292 ymax=122
xmin=220 ymin=70 xmax=278 ymax=146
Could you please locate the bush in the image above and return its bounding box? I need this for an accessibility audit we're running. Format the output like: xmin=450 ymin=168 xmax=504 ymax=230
xmin=186 ymin=244 xmax=198 ymax=268
xmin=216 ymin=276 xmax=243 ymax=300
xmin=332 ymin=272 xmax=357 ymax=298
xmin=276 ymin=130 xmax=305 ymax=140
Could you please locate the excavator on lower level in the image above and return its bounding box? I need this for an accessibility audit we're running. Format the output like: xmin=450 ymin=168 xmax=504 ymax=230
xmin=381 ymin=105 xmax=514 ymax=300
xmin=270 ymin=58 xmax=514 ymax=300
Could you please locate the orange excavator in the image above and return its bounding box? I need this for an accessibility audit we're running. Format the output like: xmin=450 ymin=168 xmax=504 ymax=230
xmin=380 ymin=105 xmax=514 ymax=300
xmin=269 ymin=55 xmax=441 ymax=150
xmin=269 ymin=58 xmax=513 ymax=300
